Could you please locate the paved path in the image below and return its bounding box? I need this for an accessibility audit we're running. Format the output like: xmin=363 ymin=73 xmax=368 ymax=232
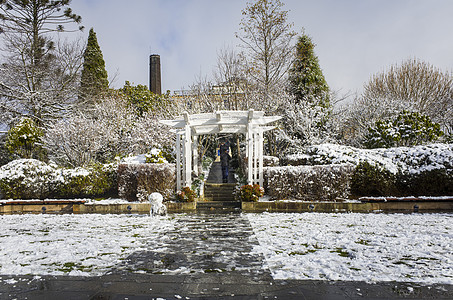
xmin=206 ymin=162 xmax=236 ymax=184
xmin=1 ymin=213 xmax=453 ymax=299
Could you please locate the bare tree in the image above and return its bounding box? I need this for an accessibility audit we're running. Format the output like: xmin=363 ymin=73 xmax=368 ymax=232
xmin=236 ymin=0 xmax=296 ymax=96
xmin=363 ymin=58 xmax=453 ymax=134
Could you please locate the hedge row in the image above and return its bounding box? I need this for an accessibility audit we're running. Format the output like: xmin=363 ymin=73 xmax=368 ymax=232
xmin=0 ymin=159 xmax=116 ymax=199
xmin=264 ymin=161 xmax=453 ymax=200
xmin=117 ymin=163 xmax=176 ymax=202
xmin=264 ymin=164 xmax=355 ymax=201
xmin=351 ymin=161 xmax=453 ymax=197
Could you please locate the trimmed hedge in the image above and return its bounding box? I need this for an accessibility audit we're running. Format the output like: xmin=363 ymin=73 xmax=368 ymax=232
xmin=117 ymin=163 xmax=175 ymax=202
xmin=264 ymin=164 xmax=355 ymax=201
xmin=351 ymin=161 xmax=397 ymax=197
xmin=0 ymin=159 xmax=116 ymax=199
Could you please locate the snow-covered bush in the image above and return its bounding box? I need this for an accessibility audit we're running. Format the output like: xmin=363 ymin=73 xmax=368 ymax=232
xmin=264 ymin=164 xmax=355 ymax=200
xmin=43 ymin=96 xmax=173 ymax=167
xmin=54 ymin=163 xmax=117 ymax=198
xmin=364 ymin=110 xmax=444 ymax=148
xmin=285 ymin=143 xmax=453 ymax=197
xmin=145 ymin=148 xmax=169 ymax=164
xmin=0 ymin=159 xmax=117 ymax=199
xmin=5 ymin=117 xmax=45 ymax=160
xmin=117 ymin=163 xmax=175 ymax=202
xmin=351 ymin=161 xmax=397 ymax=197
xmin=285 ymin=143 xmax=453 ymax=174
xmin=0 ymin=159 xmax=55 ymax=199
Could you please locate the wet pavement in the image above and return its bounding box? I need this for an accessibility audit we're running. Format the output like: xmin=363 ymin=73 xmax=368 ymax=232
xmin=1 ymin=213 xmax=452 ymax=299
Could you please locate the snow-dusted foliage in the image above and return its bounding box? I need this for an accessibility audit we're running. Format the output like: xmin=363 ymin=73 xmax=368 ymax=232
xmin=0 ymin=159 xmax=116 ymax=199
xmin=4 ymin=117 xmax=44 ymax=159
xmin=362 ymin=59 xmax=453 ymax=135
xmin=286 ymin=143 xmax=453 ymax=175
xmin=43 ymin=96 xmax=173 ymax=167
xmin=339 ymin=96 xmax=417 ymax=147
xmin=363 ymin=110 xmax=444 ymax=148
xmin=279 ymin=98 xmax=335 ymax=153
xmin=281 ymin=143 xmax=453 ymax=197
xmin=0 ymin=159 xmax=55 ymax=199
xmin=117 ymin=163 xmax=176 ymax=202
xmin=265 ymin=164 xmax=354 ymax=200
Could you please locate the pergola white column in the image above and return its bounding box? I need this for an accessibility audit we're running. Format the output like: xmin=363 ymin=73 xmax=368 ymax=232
xmin=161 ymin=110 xmax=281 ymax=189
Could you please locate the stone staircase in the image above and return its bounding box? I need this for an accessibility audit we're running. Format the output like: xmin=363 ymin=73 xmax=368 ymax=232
xmin=199 ymin=183 xmax=240 ymax=212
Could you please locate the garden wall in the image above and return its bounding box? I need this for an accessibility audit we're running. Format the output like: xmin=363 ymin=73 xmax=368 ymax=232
xmin=117 ymin=163 xmax=176 ymax=202
xmin=264 ymin=164 xmax=355 ymax=201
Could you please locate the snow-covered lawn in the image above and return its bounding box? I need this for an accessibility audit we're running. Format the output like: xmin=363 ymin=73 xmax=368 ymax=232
xmin=0 ymin=212 xmax=452 ymax=285
xmin=0 ymin=214 xmax=175 ymax=276
xmin=247 ymin=212 xmax=453 ymax=284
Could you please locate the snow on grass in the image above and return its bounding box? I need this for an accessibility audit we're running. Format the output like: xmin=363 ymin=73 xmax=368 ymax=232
xmin=246 ymin=212 xmax=453 ymax=284
xmin=1 ymin=212 xmax=452 ymax=285
xmin=0 ymin=214 xmax=175 ymax=276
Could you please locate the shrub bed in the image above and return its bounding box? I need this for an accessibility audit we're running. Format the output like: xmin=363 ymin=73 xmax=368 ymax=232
xmin=0 ymin=159 xmax=116 ymax=199
xmin=284 ymin=143 xmax=453 ymax=197
xmin=117 ymin=163 xmax=175 ymax=202
xmin=264 ymin=164 xmax=355 ymax=201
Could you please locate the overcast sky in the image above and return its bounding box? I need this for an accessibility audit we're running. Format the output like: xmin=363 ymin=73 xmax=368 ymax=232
xmin=70 ymin=0 xmax=453 ymax=96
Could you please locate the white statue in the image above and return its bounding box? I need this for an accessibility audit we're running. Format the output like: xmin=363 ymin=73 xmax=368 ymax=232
xmin=149 ymin=192 xmax=167 ymax=216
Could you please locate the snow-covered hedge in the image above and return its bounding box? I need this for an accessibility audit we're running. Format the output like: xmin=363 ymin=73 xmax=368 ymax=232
xmin=283 ymin=143 xmax=453 ymax=197
xmin=285 ymin=143 xmax=453 ymax=174
xmin=117 ymin=163 xmax=175 ymax=202
xmin=264 ymin=164 xmax=355 ymax=200
xmin=0 ymin=159 xmax=116 ymax=199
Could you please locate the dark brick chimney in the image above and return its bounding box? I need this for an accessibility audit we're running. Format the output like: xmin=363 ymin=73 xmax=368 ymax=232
xmin=149 ymin=54 xmax=161 ymax=94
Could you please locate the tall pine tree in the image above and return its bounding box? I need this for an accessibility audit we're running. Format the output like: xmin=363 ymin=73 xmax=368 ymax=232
xmin=288 ymin=34 xmax=329 ymax=108
xmin=80 ymin=28 xmax=108 ymax=102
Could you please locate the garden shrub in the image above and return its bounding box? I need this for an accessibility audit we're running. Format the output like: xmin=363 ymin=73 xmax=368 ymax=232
xmin=364 ymin=110 xmax=444 ymax=149
xmin=265 ymin=164 xmax=354 ymax=200
xmin=0 ymin=159 xmax=118 ymax=199
xmin=55 ymin=163 xmax=117 ymax=198
xmin=117 ymin=163 xmax=175 ymax=202
xmin=176 ymin=186 xmax=196 ymax=202
xmin=0 ymin=159 xmax=55 ymax=199
xmin=5 ymin=117 xmax=46 ymax=160
xmin=239 ymin=184 xmax=264 ymax=202
xmin=351 ymin=161 xmax=397 ymax=197
xmin=145 ymin=148 xmax=169 ymax=164
xmin=397 ymin=169 xmax=453 ymax=196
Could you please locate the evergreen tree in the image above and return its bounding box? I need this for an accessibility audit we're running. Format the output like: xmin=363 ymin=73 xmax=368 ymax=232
xmin=288 ymin=34 xmax=330 ymax=107
xmin=0 ymin=0 xmax=83 ymax=126
xmin=80 ymin=28 xmax=108 ymax=102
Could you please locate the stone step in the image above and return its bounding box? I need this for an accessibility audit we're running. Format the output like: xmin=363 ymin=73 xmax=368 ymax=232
xmin=196 ymin=201 xmax=241 ymax=212
xmin=204 ymin=183 xmax=236 ymax=202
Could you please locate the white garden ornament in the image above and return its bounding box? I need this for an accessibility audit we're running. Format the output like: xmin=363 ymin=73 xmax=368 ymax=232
xmin=149 ymin=192 xmax=167 ymax=216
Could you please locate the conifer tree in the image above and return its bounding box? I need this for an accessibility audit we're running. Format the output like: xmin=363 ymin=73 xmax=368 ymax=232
xmin=288 ymin=34 xmax=329 ymax=107
xmin=0 ymin=0 xmax=83 ymax=126
xmin=80 ymin=28 xmax=108 ymax=102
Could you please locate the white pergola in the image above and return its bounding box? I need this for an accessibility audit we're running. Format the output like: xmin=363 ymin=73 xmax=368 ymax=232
xmin=160 ymin=110 xmax=281 ymax=190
